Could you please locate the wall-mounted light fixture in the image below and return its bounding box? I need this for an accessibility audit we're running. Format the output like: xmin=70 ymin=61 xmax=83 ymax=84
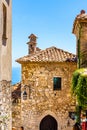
xmin=23 ymin=85 xmax=27 ymax=100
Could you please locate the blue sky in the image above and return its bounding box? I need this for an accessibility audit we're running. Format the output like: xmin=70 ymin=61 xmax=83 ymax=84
xmin=12 ymin=0 xmax=87 ymax=67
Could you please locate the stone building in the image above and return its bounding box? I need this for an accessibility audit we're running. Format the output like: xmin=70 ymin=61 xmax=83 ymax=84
xmin=0 ymin=0 xmax=87 ymax=130
xmin=72 ymin=10 xmax=87 ymax=68
xmin=12 ymin=10 xmax=87 ymax=130
xmin=0 ymin=0 xmax=12 ymax=130
xmin=12 ymin=9 xmax=87 ymax=130
xmin=12 ymin=34 xmax=77 ymax=130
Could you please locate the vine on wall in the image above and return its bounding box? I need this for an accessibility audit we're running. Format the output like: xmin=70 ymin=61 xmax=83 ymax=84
xmin=71 ymin=68 xmax=87 ymax=109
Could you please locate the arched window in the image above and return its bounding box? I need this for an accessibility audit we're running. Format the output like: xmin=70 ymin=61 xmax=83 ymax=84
xmin=2 ymin=4 xmax=7 ymax=46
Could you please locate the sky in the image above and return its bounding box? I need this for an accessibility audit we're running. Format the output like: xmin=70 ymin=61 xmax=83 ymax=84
xmin=12 ymin=0 xmax=87 ymax=67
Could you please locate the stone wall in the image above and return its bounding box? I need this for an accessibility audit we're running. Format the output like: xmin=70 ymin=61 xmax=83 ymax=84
xmin=0 ymin=1 xmax=12 ymax=129
xmin=0 ymin=0 xmax=12 ymax=81
xmin=12 ymin=83 xmax=21 ymax=129
xmin=0 ymin=80 xmax=12 ymax=130
xmin=12 ymin=62 xmax=76 ymax=130
xmin=79 ymin=23 xmax=87 ymax=67
xmin=12 ymin=103 xmax=21 ymax=129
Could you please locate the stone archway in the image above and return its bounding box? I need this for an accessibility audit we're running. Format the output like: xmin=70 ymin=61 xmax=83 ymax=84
xmin=40 ymin=115 xmax=58 ymax=130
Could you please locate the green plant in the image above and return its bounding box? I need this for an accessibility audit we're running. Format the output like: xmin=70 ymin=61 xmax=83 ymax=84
xmin=72 ymin=68 xmax=87 ymax=108
xmin=71 ymin=68 xmax=87 ymax=122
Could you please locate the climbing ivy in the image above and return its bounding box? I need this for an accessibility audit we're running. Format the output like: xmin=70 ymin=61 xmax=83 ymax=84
xmin=71 ymin=68 xmax=87 ymax=123
xmin=71 ymin=68 xmax=87 ymax=109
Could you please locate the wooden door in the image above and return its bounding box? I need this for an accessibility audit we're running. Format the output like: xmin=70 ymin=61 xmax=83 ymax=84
xmin=40 ymin=115 xmax=57 ymax=130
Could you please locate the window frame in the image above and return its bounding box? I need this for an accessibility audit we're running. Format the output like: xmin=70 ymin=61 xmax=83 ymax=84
xmin=53 ymin=77 xmax=62 ymax=91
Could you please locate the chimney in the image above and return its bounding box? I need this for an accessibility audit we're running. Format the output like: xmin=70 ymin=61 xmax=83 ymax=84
xmin=27 ymin=34 xmax=37 ymax=54
xmin=80 ymin=10 xmax=85 ymax=15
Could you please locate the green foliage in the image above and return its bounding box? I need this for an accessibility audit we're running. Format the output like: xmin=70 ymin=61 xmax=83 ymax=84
xmin=71 ymin=71 xmax=80 ymax=96
xmin=71 ymin=68 xmax=87 ymax=109
xmin=76 ymin=105 xmax=82 ymax=123
xmin=77 ymin=76 xmax=87 ymax=108
xmin=71 ymin=68 xmax=87 ymax=123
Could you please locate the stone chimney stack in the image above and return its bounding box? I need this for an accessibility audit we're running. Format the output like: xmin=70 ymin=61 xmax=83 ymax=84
xmin=72 ymin=10 xmax=87 ymax=68
xmin=27 ymin=34 xmax=37 ymax=54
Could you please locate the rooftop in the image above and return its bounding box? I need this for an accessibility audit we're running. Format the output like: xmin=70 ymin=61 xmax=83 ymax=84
xmin=72 ymin=10 xmax=87 ymax=34
xmin=16 ymin=46 xmax=76 ymax=64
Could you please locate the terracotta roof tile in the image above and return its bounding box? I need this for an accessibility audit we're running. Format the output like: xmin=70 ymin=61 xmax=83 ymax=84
xmin=16 ymin=46 xmax=76 ymax=63
xmin=12 ymin=83 xmax=21 ymax=99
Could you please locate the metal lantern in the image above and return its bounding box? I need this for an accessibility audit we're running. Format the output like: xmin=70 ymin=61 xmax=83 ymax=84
xmin=23 ymin=90 xmax=27 ymax=100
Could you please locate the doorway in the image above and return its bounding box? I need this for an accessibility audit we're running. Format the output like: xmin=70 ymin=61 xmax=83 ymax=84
xmin=40 ymin=115 xmax=58 ymax=130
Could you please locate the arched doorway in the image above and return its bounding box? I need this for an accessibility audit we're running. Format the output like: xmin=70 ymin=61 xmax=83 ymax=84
xmin=40 ymin=115 xmax=58 ymax=130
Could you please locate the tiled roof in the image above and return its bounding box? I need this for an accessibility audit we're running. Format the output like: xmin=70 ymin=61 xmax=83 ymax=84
xmin=16 ymin=46 xmax=76 ymax=63
xmin=12 ymin=83 xmax=21 ymax=99
xmin=72 ymin=10 xmax=87 ymax=33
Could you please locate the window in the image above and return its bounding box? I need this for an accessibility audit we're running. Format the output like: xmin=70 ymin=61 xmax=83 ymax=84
xmin=53 ymin=77 xmax=61 ymax=90
xmin=2 ymin=4 xmax=7 ymax=46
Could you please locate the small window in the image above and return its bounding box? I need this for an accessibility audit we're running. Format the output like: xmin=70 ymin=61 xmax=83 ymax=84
xmin=53 ymin=77 xmax=61 ymax=90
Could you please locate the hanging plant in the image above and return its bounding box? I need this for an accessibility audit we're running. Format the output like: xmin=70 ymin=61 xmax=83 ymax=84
xmin=71 ymin=68 xmax=87 ymax=109
xmin=71 ymin=68 xmax=87 ymax=123
xmin=77 ymin=76 xmax=87 ymax=108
